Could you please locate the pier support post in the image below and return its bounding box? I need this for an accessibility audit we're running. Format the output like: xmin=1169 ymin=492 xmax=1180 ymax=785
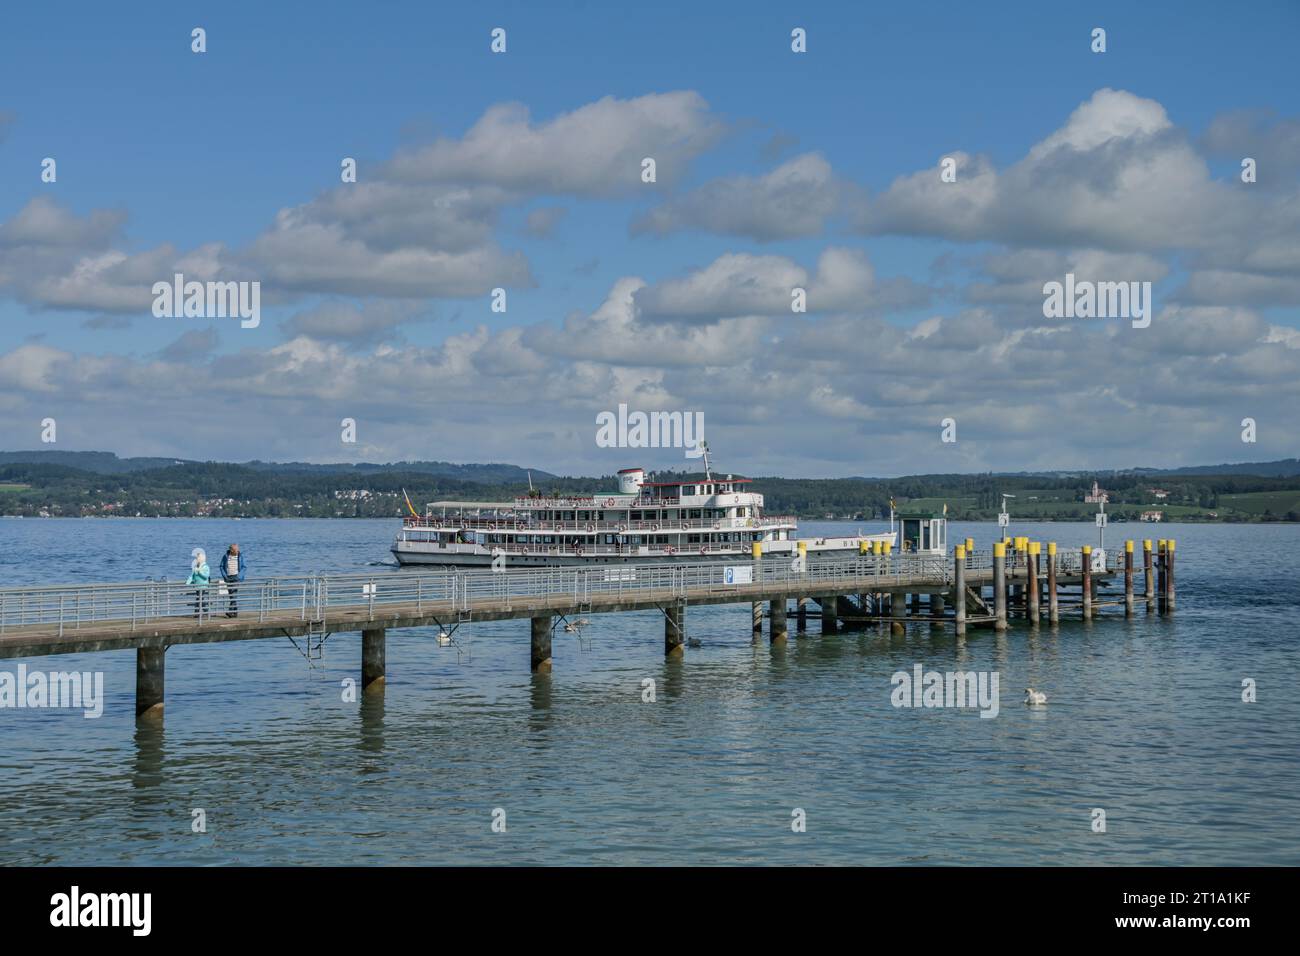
xmin=1027 ymin=542 xmax=1040 ymax=626
xmin=797 ymin=597 xmax=808 ymax=633
xmin=993 ymin=542 xmax=1008 ymax=632
xmin=930 ymin=592 xmax=945 ymax=630
xmin=769 ymin=600 xmax=787 ymax=643
xmin=362 ymin=627 xmax=386 ymax=690
xmin=1143 ymin=539 xmax=1154 ymax=612
xmin=820 ymin=595 xmax=838 ymax=634
xmin=664 ymin=605 xmax=685 ymax=656
xmin=1081 ymin=546 xmax=1093 ymax=621
xmin=1167 ymin=539 xmax=1176 ymax=613
xmin=890 ymin=591 xmax=905 ymax=635
xmin=1124 ymin=540 xmax=1134 ymax=616
xmin=953 ymin=545 xmax=967 ymax=637
xmin=135 ymin=646 xmax=166 ymax=719
xmin=530 ymin=616 xmax=553 ymax=672
xmin=1047 ymin=543 xmax=1058 ymax=625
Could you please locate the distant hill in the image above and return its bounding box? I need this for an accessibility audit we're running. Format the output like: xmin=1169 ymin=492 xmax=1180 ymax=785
xmin=0 ymin=451 xmax=552 ymax=484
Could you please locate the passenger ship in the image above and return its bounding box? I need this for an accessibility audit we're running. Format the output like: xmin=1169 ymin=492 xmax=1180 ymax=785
xmin=391 ymin=457 xmax=893 ymax=568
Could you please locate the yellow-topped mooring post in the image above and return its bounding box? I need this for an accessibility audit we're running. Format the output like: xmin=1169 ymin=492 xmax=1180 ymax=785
xmin=751 ymin=541 xmax=763 ymax=639
xmin=992 ymin=541 xmax=1008 ymax=632
xmin=1027 ymin=541 xmax=1041 ymax=626
xmin=1081 ymin=546 xmax=1093 ymax=620
xmin=965 ymin=537 xmax=974 ymax=557
xmin=1124 ymin=540 xmax=1135 ymax=616
xmin=1143 ymin=539 xmax=1155 ymax=612
xmin=953 ymin=545 xmax=967 ymax=637
xmin=1167 ymin=539 xmax=1176 ymax=612
xmin=1047 ymin=542 xmax=1059 ymax=624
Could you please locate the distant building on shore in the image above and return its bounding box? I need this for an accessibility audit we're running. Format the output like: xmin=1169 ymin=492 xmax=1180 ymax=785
xmin=1140 ymin=510 xmax=1163 ymax=522
xmin=1084 ymin=481 xmax=1109 ymax=504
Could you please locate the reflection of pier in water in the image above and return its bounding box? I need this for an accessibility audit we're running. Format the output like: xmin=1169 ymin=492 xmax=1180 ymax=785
xmin=0 ymin=538 xmax=1176 ymax=724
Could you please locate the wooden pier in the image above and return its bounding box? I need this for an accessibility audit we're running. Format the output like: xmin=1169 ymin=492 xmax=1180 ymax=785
xmin=0 ymin=538 xmax=1175 ymax=722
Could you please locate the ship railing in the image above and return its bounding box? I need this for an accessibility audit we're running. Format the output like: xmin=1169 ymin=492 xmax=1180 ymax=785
xmin=403 ymin=515 xmax=797 ymax=534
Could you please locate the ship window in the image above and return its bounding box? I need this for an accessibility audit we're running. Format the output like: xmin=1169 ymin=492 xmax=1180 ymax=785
xmin=631 ymin=511 xmax=643 ymax=521
xmin=683 ymin=486 xmax=695 ymax=496
xmin=688 ymin=534 xmax=700 ymax=544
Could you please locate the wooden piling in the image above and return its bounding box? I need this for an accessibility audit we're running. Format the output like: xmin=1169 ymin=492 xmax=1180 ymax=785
xmin=1047 ymin=542 xmax=1058 ymax=624
xmin=1143 ymin=539 xmax=1154 ymax=612
xmin=820 ymin=595 xmax=838 ymax=634
xmin=135 ymin=646 xmax=166 ymax=719
xmin=1027 ymin=541 xmax=1040 ymax=626
xmin=890 ymin=590 xmax=905 ymax=635
xmin=362 ymin=626 xmax=386 ymax=689
xmin=1081 ymin=546 xmax=1093 ymax=620
xmin=797 ymin=597 xmax=808 ymax=633
xmin=953 ymin=545 xmax=967 ymax=637
xmin=930 ymin=592 xmax=946 ymax=630
xmin=993 ymin=542 xmax=1008 ymax=632
xmin=664 ymin=606 xmax=685 ymax=656
xmin=751 ymin=601 xmax=763 ymax=640
xmin=1157 ymin=540 xmax=1167 ymax=615
xmin=1124 ymin=540 xmax=1134 ymax=616
xmin=769 ymin=599 xmax=787 ymax=643
xmin=529 ymin=617 xmax=552 ymax=672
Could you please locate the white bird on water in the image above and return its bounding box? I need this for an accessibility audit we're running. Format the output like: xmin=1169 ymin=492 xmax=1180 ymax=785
xmin=1024 ymin=687 xmax=1048 ymax=705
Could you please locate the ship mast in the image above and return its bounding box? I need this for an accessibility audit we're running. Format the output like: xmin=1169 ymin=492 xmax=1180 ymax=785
xmin=701 ymin=441 xmax=713 ymax=481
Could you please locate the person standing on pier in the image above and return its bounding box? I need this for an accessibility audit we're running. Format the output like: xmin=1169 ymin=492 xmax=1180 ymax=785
xmin=187 ymin=548 xmax=211 ymax=618
xmin=219 ymin=543 xmax=246 ymax=618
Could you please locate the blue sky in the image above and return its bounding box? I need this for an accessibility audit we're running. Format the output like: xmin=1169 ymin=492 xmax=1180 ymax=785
xmin=2 ymin=0 xmax=1298 ymax=476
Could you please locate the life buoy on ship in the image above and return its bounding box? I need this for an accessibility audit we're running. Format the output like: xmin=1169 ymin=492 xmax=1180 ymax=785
xmin=699 ymin=546 xmax=707 ymax=555
xmin=666 ymin=546 xmax=676 ymax=555
xmin=651 ymin=523 xmax=660 ymax=531
xmin=712 ymin=522 xmax=720 ymax=530
xmin=585 ymin=523 xmax=594 ymax=532
xmin=605 ymin=498 xmax=615 ymax=507
xmin=487 ymin=523 xmax=497 ymax=531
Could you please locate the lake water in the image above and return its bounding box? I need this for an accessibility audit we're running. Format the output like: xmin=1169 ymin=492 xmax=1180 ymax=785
xmin=1 ymin=518 xmax=1297 ymax=865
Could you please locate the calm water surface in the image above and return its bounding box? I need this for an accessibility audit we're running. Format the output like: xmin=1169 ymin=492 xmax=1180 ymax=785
xmin=1 ymin=518 xmax=1297 ymax=865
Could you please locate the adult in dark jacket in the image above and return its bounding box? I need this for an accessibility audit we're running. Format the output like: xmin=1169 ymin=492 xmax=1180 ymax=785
xmin=218 ymin=544 xmax=246 ymax=618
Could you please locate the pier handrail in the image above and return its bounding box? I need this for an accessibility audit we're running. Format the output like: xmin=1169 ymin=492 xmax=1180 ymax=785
xmin=0 ymin=547 xmax=1115 ymax=637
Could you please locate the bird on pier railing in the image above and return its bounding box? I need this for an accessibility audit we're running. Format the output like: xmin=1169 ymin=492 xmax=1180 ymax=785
xmin=1024 ymin=687 xmax=1048 ymax=705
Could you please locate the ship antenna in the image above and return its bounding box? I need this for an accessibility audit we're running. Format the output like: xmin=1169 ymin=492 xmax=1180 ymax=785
xmin=527 ymin=470 xmax=534 ymax=493
xmin=701 ymin=441 xmax=712 ymax=481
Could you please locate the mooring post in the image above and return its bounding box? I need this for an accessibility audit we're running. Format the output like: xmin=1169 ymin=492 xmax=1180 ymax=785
xmin=362 ymin=626 xmax=386 ymax=690
xmin=797 ymin=597 xmax=808 ymax=633
xmin=930 ymin=591 xmax=945 ymax=630
xmin=992 ymin=542 xmax=1007 ymax=632
xmin=769 ymin=599 xmax=787 ymax=643
xmin=1143 ymin=539 xmax=1155 ymax=612
xmin=1124 ymin=540 xmax=1134 ymax=616
xmin=821 ymin=595 xmax=838 ymax=634
xmin=953 ymin=545 xmax=967 ymax=637
xmin=1047 ymin=542 xmax=1059 ymax=625
xmin=1158 ymin=540 xmax=1169 ymax=615
xmin=1081 ymin=546 xmax=1093 ymax=620
xmin=1167 ymin=539 xmax=1176 ymax=612
xmin=135 ymin=645 xmax=166 ymax=719
xmin=751 ymin=601 xmax=763 ymax=640
xmin=530 ymin=616 xmax=552 ymax=672
xmin=664 ymin=605 xmax=685 ymax=656
xmin=1027 ymin=541 xmax=1041 ymax=626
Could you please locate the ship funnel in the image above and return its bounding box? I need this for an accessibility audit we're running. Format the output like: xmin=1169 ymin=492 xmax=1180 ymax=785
xmin=617 ymin=468 xmax=645 ymax=495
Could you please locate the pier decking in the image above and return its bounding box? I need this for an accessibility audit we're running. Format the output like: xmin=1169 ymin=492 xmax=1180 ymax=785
xmin=0 ymin=539 xmax=1176 ymax=721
